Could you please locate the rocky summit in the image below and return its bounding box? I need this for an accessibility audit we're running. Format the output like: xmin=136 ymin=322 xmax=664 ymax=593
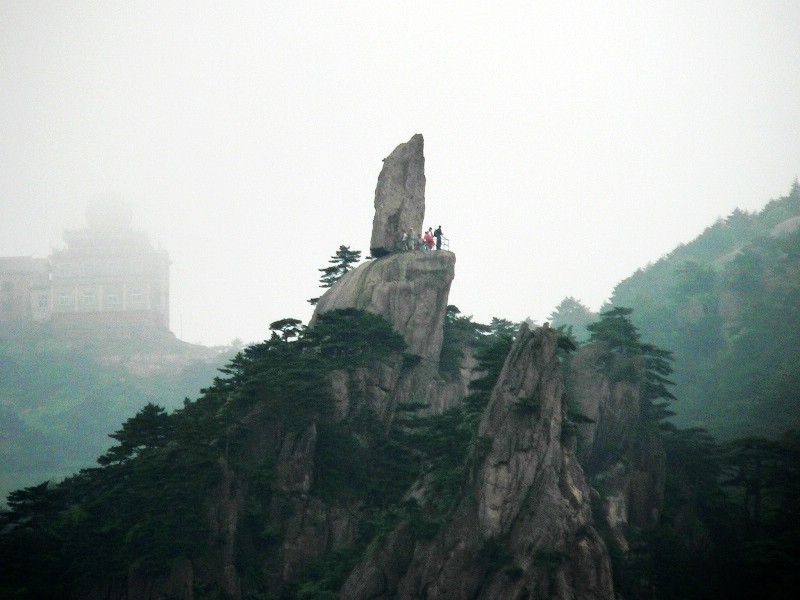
xmin=312 ymin=250 xmax=455 ymax=362
xmin=370 ymin=133 xmax=426 ymax=257
xmin=0 ymin=135 xmax=670 ymax=600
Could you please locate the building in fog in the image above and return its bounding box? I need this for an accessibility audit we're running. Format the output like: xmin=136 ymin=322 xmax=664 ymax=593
xmin=0 ymin=257 xmax=50 ymax=325
xmin=0 ymin=201 xmax=170 ymax=336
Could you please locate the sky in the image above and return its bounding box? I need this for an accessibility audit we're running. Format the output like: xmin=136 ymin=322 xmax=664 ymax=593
xmin=2 ymin=1 xmax=799 ymax=346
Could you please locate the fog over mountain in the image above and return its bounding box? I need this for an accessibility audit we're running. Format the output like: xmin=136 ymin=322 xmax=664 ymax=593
xmin=2 ymin=1 xmax=799 ymax=345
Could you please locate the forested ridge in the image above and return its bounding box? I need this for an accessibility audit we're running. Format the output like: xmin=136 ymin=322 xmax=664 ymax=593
xmin=0 ymin=327 xmax=229 ymax=501
xmin=3 ymin=304 xmax=798 ymax=598
xmin=550 ymin=182 xmax=800 ymax=598
xmin=3 ymin=182 xmax=800 ymax=598
xmin=0 ymin=308 xmax=519 ymax=598
xmin=609 ymin=180 xmax=800 ymax=438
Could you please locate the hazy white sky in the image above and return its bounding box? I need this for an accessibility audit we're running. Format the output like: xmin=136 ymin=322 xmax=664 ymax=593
xmin=2 ymin=1 xmax=799 ymax=346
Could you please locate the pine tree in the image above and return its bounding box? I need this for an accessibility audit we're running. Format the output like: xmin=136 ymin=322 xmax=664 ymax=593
xmin=586 ymin=306 xmax=641 ymax=354
xmin=549 ymin=296 xmax=596 ymax=342
xmin=308 ymin=245 xmax=362 ymax=305
xmin=97 ymin=403 xmax=173 ymax=465
xmin=587 ymin=307 xmax=676 ymax=421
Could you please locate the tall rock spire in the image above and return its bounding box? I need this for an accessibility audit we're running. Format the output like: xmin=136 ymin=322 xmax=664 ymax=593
xmin=369 ymin=134 xmax=426 ymax=257
xmin=313 ymin=133 xmax=452 ymax=362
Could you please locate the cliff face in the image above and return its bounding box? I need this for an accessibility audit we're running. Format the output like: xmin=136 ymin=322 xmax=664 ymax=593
xmin=341 ymin=325 xmax=615 ymax=600
xmin=567 ymin=344 xmax=666 ymax=550
xmin=312 ymin=250 xmax=463 ymax=419
xmin=71 ymin=135 xmax=664 ymax=599
xmin=79 ymin=246 xmax=668 ymax=599
xmin=312 ymin=250 xmax=455 ymax=363
xmin=175 ymin=251 xmax=632 ymax=600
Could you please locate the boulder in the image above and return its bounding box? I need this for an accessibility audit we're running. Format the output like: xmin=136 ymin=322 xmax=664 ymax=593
xmin=369 ymin=134 xmax=426 ymax=257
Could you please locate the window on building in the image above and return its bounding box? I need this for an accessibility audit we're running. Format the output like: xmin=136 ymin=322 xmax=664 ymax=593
xmin=38 ymin=296 xmax=49 ymax=308
xmin=107 ymin=294 xmax=120 ymax=305
xmin=130 ymin=292 xmax=143 ymax=304
xmin=83 ymin=293 xmax=95 ymax=306
xmin=59 ymin=294 xmax=72 ymax=306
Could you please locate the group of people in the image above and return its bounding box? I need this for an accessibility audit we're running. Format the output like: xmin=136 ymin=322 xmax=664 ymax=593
xmin=402 ymin=225 xmax=444 ymax=252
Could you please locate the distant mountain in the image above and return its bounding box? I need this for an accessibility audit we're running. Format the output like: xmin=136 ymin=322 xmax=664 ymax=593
xmin=0 ymin=324 xmax=233 ymax=501
xmin=608 ymin=180 xmax=800 ymax=438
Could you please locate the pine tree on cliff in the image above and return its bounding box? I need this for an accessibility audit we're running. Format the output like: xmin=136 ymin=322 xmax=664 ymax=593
xmin=586 ymin=306 xmax=641 ymax=354
xmin=308 ymin=245 xmax=362 ymax=305
xmin=97 ymin=403 xmax=174 ymax=466
xmin=587 ymin=306 xmax=676 ymax=421
xmin=549 ymin=296 xmax=596 ymax=342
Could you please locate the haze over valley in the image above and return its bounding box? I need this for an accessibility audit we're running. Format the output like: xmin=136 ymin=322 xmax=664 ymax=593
xmin=2 ymin=2 xmax=798 ymax=346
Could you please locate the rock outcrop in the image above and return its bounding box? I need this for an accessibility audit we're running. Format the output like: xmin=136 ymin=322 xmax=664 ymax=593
xmin=567 ymin=344 xmax=666 ymax=549
xmin=311 ymin=249 xmax=462 ymax=424
xmin=342 ymin=325 xmax=615 ymax=600
xmin=67 ymin=135 xmax=665 ymax=600
xmin=312 ymin=250 xmax=455 ymax=362
xmin=370 ymin=134 xmax=426 ymax=257
xmin=201 ymin=403 xmax=363 ymax=597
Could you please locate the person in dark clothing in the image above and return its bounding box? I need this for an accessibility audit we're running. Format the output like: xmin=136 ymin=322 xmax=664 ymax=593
xmin=433 ymin=226 xmax=443 ymax=250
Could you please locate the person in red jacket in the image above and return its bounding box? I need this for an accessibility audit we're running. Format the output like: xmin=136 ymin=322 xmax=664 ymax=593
xmin=424 ymin=228 xmax=435 ymax=251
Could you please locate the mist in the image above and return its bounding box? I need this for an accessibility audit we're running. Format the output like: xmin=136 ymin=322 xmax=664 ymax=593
xmin=2 ymin=1 xmax=799 ymax=345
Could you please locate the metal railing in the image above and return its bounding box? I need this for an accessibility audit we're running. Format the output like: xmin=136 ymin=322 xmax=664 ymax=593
xmin=397 ymin=235 xmax=450 ymax=252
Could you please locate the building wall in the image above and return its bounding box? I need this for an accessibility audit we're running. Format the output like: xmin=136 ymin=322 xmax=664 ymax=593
xmin=1 ymin=222 xmax=170 ymax=335
xmin=49 ymin=226 xmax=170 ymax=330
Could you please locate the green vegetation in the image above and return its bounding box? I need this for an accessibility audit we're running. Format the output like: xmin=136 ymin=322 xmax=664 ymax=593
xmin=577 ymin=300 xmax=800 ymax=599
xmin=0 ymin=327 xmax=227 ymax=501
xmin=0 ymin=309 xmax=415 ymax=597
xmin=587 ymin=306 xmax=676 ymax=422
xmin=549 ymin=296 xmax=596 ymax=342
xmin=5 ymin=179 xmax=800 ymax=599
xmin=631 ymin=425 xmax=800 ymax=599
xmin=1 ymin=405 xmax=217 ymax=594
xmin=609 ymin=181 xmax=800 ymax=438
xmin=439 ymin=304 xmax=517 ymax=379
xmin=0 ymin=305 xmax=521 ymax=598
xmin=280 ymin=311 xmax=520 ymax=597
xmin=439 ymin=304 xmax=488 ymax=378
xmin=433 ymin=309 xmax=521 ymax=511
xmin=308 ymin=245 xmax=362 ymax=305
